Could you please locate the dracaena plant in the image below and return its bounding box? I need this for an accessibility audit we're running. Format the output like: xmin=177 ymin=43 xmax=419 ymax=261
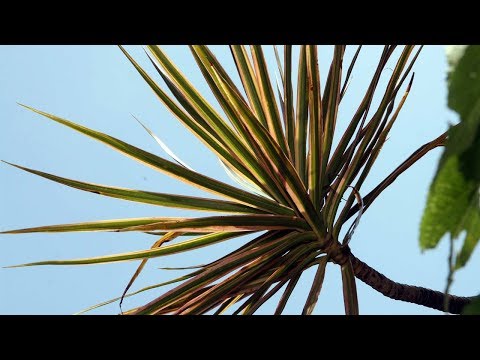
xmin=2 ymin=45 xmax=475 ymax=315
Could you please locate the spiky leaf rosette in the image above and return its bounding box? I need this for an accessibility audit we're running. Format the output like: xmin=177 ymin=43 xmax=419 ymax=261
xmin=2 ymin=45 xmax=421 ymax=315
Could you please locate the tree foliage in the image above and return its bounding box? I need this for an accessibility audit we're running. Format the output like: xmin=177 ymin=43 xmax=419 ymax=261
xmin=420 ymin=45 xmax=480 ymax=313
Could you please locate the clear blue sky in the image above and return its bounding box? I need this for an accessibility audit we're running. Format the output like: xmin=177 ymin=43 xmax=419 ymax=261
xmin=0 ymin=45 xmax=478 ymax=315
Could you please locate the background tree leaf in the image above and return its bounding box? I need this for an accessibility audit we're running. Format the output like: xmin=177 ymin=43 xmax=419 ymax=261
xmin=420 ymin=45 xmax=480 ymax=269
xmin=462 ymin=296 xmax=480 ymax=315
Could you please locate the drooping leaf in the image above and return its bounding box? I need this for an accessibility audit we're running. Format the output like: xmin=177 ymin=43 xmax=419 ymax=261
xmin=134 ymin=231 xmax=317 ymax=315
xmin=302 ymin=256 xmax=328 ymax=315
xmin=420 ymin=46 xmax=480 ymax=268
xmin=420 ymin=157 xmax=480 ymax=250
xmin=120 ymin=232 xmax=180 ymax=309
xmin=341 ymin=259 xmax=359 ymax=315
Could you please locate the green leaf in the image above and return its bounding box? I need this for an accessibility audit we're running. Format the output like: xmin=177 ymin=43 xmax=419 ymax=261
xmin=229 ymin=45 xmax=268 ymax=127
xmin=206 ymin=63 xmax=327 ymax=239
xmin=455 ymin=207 xmax=480 ymax=268
xmin=462 ymin=297 xmax=480 ymax=315
xmin=119 ymin=232 xmax=180 ymax=308
xmin=250 ymin=45 xmax=288 ymax=153
xmin=2 ymin=161 xmax=265 ymax=215
xmin=7 ymin=232 xmax=247 ymax=267
xmin=134 ymin=231 xmax=317 ymax=315
xmin=341 ymin=259 xmax=359 ymax=315
xmin=75 ymin=273 xmax=195 ymax=314
xmin=306 ymin=45 xmax=323 ymax=209
xmin=302 ymin=256 xmax=328 ymax=315
xmin=17 ymin=104 xmax=293 ymax=216
xmin=420 ymin=157 xmax=479 ymax=249
xmin=117 ymin=214 xmax=310 ymax=233
xmin=146 ymin=46 xmax=291 ymax=207
xmin=121 ymin=47 xmax=264 ymax=193
xmin=420 ymin=46 xmax=480 ymax=268
xmin=294 ymin=46 xmax=308 ymax=184
xmin=1 ymin=217 xmax=184 ymax=234
xmin=283 ymin=45 xmax=295 ymax=164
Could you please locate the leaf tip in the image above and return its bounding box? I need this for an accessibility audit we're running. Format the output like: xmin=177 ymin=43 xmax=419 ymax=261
xmin=407 ymin=72 xmax=415 ymax=92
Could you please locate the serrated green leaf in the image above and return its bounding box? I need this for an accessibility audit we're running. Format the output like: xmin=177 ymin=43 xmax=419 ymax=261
xmin=420 ymin=157 xmax=478 ymax=249
xmin=420 ymin=46 xmax=480 ymax=268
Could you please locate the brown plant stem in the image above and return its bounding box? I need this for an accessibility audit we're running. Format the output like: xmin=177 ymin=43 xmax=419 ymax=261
xmin=349 ymin=253 xmax=473 ymax=314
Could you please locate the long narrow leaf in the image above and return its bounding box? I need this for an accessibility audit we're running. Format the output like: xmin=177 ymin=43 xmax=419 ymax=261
xmin=7 ymin=232 xmax=247 ymax=267
xmin=319 ymin=46 xmax=344 ymax=196
xmin=147 ymin=47 xmax=291 ymax=206
xmin=3 ymin=161 xmax=265 ymax=214
xmin=274 ymin=273 xmax=301 ymax=315
xmin=75 ymin=272 xmax=196 ymax=315
xmin=118 ymin=214 xmax=310 ymax=233
xmin=250 ymin=45 xmax=289 ymax=153
xmin=302 ymin=256 xmax=328 ymax=315
xmin=284 ymin=45 xmax=295 ymax=164
xmin=306 ymin=45 xmax=323 ymax=209
xmin=189 ymin=46 xmax=291 ymax=205
xmin=340 ymin=45 xmax=362 ymax=101
xmin=207 ymin=63 xmax=327 ymax=239
xmin=124 ymin=46 xmax=283 ymax=208
xmin=294 ymin=46 xmax=309 ymax=184
xmin=230 ymin=45 xmax=268 ymax=126
xmin=334 ymin=74 xmax=415 ymax=238
xmin=1 ymin=217 xmax=184 ymax=234
xmin=120 ymin=232 xmax=180 ymax=309
xmin=18 ymin=105 xmax=294 ymax=216
xmin=273 ymin=45 xmax=285 ymax=86
xmin=341 ymin=258 xmax=359 ymax=315
xmin=134 ymin=231 xmax=316 ymax=314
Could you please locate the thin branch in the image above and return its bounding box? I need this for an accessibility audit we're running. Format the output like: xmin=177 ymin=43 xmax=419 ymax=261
xmin=444 ymin=235 xmax=456 ymax=313
xmin=345 ymin=131 xmax=447 ymax=221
